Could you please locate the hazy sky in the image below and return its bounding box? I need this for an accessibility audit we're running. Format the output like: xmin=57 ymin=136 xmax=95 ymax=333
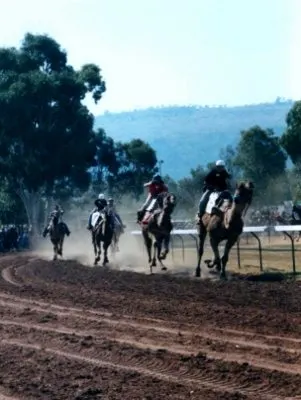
xmin=0 ymin=0 xmax=299 ymax=114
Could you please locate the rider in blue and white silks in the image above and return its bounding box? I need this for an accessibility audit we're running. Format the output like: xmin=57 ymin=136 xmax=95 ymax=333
xmin=107 ymin=198 xmax=126 ymax=232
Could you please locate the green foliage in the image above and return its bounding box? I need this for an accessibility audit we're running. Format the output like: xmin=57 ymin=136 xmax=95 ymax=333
xmin=108 ymin=139 xmax=158 ymax=199
xmin=0 ymin=33 xmax=105 ymax=192
xmin=289 ymin=162 xmax=301 ymax=201
xmin=234 ymin=126 xmax=287 ymax=190
xmin=0 ymin=33 xmax=106 ymax=229
xmin=281 ymin=101 xmax=301 ymax=164
xmin=219 ymin=145 xmax=241 ymax=181
xmin=0 ymin=183 xmax=26 ymax=224
xmin=176 ymin=165 xmax=207 ymax=212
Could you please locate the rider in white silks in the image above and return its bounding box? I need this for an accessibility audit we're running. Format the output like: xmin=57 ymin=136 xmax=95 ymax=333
xmin=107 ymin=198 xmax=126 ymax=232
xmin=87 ymin=193 xmax=108 ymax=230
xmin=198 ymin=160 xmax=232 ymax=219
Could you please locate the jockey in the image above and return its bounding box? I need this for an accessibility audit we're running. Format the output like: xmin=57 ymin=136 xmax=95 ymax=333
xmin=198 ymin=160 xmax=232 ymax=218
xmin=107 ymin=198 xmax=126 ymax=230
xmin=42 ymin=204 xmax=71 ymax=237
xmin=137 ymin=174 xmax=168 ymax=223
xmin=87 ymin=193 xmax=108 ymax=230
xmin=292 ymin=203 xmax=301 ymax=222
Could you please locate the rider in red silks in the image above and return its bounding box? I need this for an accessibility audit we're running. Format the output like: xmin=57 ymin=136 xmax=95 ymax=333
xmin=137 ymin=174 xmax=168 ymax=223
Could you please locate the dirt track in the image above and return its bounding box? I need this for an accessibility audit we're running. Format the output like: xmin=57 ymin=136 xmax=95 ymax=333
xmin=0 ymin=253 xmax=301 ymax=399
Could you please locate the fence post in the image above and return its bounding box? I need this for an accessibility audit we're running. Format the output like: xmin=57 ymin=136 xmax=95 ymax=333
xmin=282 ymin=231 xmax=296 ymax=275
xmin=250 ymin=232 xmax=263 ymax=272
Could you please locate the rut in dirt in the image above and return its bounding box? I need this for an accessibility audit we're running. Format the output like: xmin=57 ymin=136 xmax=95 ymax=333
xmin=0 ymin=254 xmax=301 ymax=399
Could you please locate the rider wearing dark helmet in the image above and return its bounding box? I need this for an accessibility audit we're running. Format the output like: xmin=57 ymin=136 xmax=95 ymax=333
xmin=198 ymin=160 xmax=232 ymax=218
xmin=137 ymin=174 xmax=168 ymax=223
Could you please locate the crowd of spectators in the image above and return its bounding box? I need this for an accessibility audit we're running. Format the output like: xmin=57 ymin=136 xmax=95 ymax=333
xmin=0 ymin=225 xmax=30 ymax=252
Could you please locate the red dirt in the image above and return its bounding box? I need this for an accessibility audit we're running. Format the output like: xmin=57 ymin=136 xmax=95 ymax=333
xmin=0 ymin=253 xmax=301 ymax=399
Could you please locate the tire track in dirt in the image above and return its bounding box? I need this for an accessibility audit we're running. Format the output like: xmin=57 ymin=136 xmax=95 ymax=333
xmin=1 ymin=297 xmax=301 ymax=399
xmin=0 ymin=392 xmax=19 ymax=400
xmin=0 ymin=338 xmax=295 ymax=400
xmin=0 ymin=293 xmax=300 ymax=357
xmin=1 ymin=267 xmax=21 ymax=287
xmin=1 ymin=256 xmax=301 ymax=399
xmin=1 ymin=315 xmax=301 ymax=375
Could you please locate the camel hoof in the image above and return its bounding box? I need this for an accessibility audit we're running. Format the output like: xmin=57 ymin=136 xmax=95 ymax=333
xmin=220 ymin=272 xmax=227 ymax=280
xmin=204 ymin=259 xmax=214 ymax=269
xmin=159 ymin=251 xmax=169 ymax=260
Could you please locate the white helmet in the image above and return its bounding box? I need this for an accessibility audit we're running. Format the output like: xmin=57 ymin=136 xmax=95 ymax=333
xmin=216 ymin=160 xmax=226 ymax=167
xmin=98 ymin=193 xmax=105 ymax=200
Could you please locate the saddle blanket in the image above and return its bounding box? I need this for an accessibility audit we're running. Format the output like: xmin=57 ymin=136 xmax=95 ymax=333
xmin=205 ymin=192 xmax=220 ymax=214
xmin=91 ymin=211 xmax=102 ymax=228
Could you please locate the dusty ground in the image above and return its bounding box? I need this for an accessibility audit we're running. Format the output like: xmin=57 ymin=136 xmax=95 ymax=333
xmin=1 ymin=232 xmax=301 ymax=400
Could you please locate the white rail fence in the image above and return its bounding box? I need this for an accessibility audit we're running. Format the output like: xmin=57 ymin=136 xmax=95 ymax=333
xmin=131 ymin=225 xmax=301 ymax=274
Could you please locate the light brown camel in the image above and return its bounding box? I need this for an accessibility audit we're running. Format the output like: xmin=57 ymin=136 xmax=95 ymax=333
xmin=141 ymin=192 xmax=177 ymax=274
xmin=196 ymin=181 xmax=254 ymax=279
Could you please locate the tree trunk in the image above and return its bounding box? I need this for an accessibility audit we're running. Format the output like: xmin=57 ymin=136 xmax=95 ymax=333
xmin=16 ymin=187 xmax=43 ymax=238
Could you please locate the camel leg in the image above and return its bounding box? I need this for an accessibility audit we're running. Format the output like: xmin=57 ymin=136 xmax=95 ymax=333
xmin=143 ymin=231 xmax=153 ymax=264
xmin=156 ymin=237 xmax=167 ymax=271
xmin=103 ymin=241 xmax=109 ymax=266
xmin=151 ymin=240 xmax=157 ymax=268
xmin=53 ymin=243 xmax=58 ymax=261
xmin=93 ymin=236 xmax=101 ymax=266
xmin=115 ymin=232 xmax=120 ymax=252
xmin=196 ymin=228 xmax=207 ymax=277
xmin=95 ymin=244 xmax=101 ymax=265
xmin=92 ymin=234 xmax=96 ymax=255
xmin=159 ymin=235 xmax=170 ymax=260
xmin=220 ymin=236 xmax=237 ymax=280
xmin=58 ymin=238 xmax=64 ymax=257
xmin=209 ymin=235 xmax=221 ymax=272
xmin=111 ymin=233 xmax=116 ymax=254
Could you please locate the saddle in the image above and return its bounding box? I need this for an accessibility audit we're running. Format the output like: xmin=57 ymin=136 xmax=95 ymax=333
xmin=141 ymin=209 xmax=161 ymax=225
xmin=211 ymin=200 xmax=233 ymax=228
xmin=92 ymin=212 xmax=106 ymax=232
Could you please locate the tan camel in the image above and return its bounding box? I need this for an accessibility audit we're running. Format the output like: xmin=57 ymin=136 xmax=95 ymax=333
xmin=196 ymin=181 xmax=254 ymax=279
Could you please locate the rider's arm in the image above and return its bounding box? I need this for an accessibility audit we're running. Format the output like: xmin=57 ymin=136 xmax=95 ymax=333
xmin=141 ymin=193 xmax=152 ymax=208
xmin=204 ymin=170 xmax=215 ymax=187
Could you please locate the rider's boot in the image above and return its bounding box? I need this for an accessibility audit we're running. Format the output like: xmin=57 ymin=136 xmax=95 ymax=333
xmin=64 ymin=224 xmax=71 ymax=236
xmin=196 ymin=212 xmax=203 ymax=225
xmin=87 ymin=214 xmax=93 ymax=230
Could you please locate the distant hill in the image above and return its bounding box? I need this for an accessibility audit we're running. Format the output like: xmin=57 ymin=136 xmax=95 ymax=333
xmin=94 ymin=100 xmax=293 ymax=179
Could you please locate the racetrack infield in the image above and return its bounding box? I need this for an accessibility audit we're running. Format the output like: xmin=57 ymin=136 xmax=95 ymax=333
xmin=1 ymin=254 xmax=301 ymax=399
